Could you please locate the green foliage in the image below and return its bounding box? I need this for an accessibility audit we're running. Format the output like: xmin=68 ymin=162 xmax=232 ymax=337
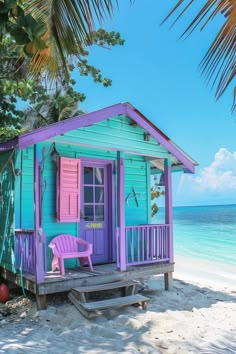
xmin=0 ymin=35 xmax=46 ymax=131
xmin=0 ymin=5 xmax=125 ymax=140
xmin=22 ymin=87 xmax=86 ymax=130
xmin=0 ymin=127 xmax=25 ymax=143
xmin=151 ymin=175 xmax=165 ymax=217
xmin=0 ymin=1 xmax=123 ymax=80
xmin=0 ymin=1 xmax=47 ymax=52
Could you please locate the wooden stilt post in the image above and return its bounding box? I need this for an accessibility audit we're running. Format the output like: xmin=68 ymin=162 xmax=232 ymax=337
xmin=36 ymin=294 xmax=47 ymax=310
xmin=164 ymin=158 xmax=173 ymax=290
xmin=164 ymin=272 xmax=173 ymax=290
xmin=117 ymin=152 xmax=126 ymax=271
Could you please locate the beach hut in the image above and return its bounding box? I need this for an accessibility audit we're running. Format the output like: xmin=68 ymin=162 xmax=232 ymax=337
xmin=0 ymin=102 xmax=197 ymax=309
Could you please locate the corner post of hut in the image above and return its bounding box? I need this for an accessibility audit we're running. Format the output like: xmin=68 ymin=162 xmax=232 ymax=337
xmin=117 ymin=151 xmax=126 ymax=271
xmin=164 ymin=158 xmax=173 ymax=290
xmin=34 ymin=144 xmax=47 ymax=309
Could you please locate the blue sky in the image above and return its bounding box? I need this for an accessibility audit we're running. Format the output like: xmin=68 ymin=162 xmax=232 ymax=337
xmin=75 ymin=1 xmax=236 ymax=206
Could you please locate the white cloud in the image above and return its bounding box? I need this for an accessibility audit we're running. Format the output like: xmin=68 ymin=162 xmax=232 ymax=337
xmin=178 ymin=148 xmax=236 ymax=195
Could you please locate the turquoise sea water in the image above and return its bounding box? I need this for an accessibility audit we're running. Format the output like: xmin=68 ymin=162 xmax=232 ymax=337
xmin=154 ymin=204 xmax=236 ymax=267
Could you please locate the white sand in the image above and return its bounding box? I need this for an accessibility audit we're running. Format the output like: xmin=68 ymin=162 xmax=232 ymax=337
xmin=0 ymin=259 xmax=236 ymax=354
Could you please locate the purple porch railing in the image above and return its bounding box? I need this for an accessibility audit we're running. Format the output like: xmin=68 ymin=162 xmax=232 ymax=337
xmin=14 ymin=229 xmax=47 ymax=275
xmin=15 ymin=229 xmax=36 ymax=274
xmin=116 ymin=224 xmax=170 ymax=268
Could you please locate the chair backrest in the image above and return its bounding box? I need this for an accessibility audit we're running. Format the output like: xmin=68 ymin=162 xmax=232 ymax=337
xmin=49 ymin=234 xmax=79 ymax=254
xmin=49 ymin=234 xmax=92 ymax=256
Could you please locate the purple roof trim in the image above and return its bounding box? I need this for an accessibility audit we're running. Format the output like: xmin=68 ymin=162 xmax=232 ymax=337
xmin=125 ymin=104 xmax=196 ymax=173
xmin=0 ymin=137 xmax=18 ymax=151
xmin=18 ymin=103 xmax=126 ymax=150
xmin=0 ymin=102 xmax=197 ymax=173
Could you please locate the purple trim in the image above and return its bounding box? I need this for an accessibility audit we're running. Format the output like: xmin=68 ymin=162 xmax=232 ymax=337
xmin=14 ymin=229 xmax=35 ymax=274
xmin=117 ymin=224 xmax=170 ymax=267
xmin=34 ymin=145 xmax=44 ymax=283
xmin=19 ymin=104 xmax=126 ymax=150
xmin=164 ymin=159 xmax=173 ymax=263
xmin=125 ymin=104 xmax=195 ymax=173
xmin=79 ymin=157 xmax=114 ymax=263
xmin=117 ymin=153 xmax=126 ymax=271
xmin=0 ymin=102 xmax=197 ymax=173
xmin=110 ymin=162 xmax=116 ymax=262
xmin=80 ymin=157 xmax=114 ymax=165
xmin=0 ymin=137 xmax=18 ymax=151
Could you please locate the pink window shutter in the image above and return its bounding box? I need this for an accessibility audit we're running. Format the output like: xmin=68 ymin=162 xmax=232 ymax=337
xmin=57 ymin=157 xmax=81 ymax=222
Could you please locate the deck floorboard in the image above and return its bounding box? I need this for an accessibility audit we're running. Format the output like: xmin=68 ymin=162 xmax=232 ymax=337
xmin=0 ymin=262 xmax=174 ymax=296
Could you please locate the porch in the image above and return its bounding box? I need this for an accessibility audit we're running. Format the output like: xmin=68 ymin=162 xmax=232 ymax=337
xmin=14 ymin=223 xmax=172 ymax=274
xmin=1 ymin=224 xmax=174 ymax=308
xmin=0 ymin=261 xmax=174 ymax=310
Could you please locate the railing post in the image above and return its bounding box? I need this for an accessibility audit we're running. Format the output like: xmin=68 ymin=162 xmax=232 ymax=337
xmin=34 ymin=144 xmax=44 ymax=283
xmin=164 ymin=159 xmax=173 ymax=263
xmin=117 ymin=152 xmax=126 ymax=271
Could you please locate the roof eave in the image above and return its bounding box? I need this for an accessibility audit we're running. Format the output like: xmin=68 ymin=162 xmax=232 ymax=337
xmin=17 ymin=103 xmax=127 ymax=150
xmin=0 ymin=102 xmax=197 ymax=173
xmin=0 ymin=137 xmax=19 ymax=151
xmin=125 ymin=103 xmax=196 ymax=173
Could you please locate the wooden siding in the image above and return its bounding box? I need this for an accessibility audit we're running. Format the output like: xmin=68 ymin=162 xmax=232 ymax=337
xmin=15 ymin=148 xmax=34 ymax=229
xmin=51 ymin=116 xmax=170 ymax=158
xmin=0 ymin=150 xmax=16 ymax=272
xmin=125 ymin=155 xmax=148 ymax=226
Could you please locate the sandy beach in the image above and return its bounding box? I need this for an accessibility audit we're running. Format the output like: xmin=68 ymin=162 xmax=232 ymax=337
xmin=0 ymin=258 xmax=236 ymax=354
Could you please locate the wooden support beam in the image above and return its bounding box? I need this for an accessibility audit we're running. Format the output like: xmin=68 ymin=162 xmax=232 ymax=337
xmin=164 ymin=158 xmax=173 ymax=263
xmin=34 ymin=144 xmax=44 ymax=284
xmin=146 ymin=162 xmax=151 ymax=224
xmin=164 ymin=272 xmax=173 ymax=290
xmin=117 ymin=152 xmax=126 ymax=271
xmin=36 ymin=294 xmax=47 ymax=310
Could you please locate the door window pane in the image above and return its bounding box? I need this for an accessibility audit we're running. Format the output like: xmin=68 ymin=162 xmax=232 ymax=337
xmin=84 ymin=187 xmax=93 ymax=203
xmin=95 ymin=187 xmax=104 ymax=203
xmin=84 ymin=167 xmax=93 ymax=184
xmin=95 ymin=205 xmax=104 ymax=221
xmin=95 ymin=168 xmax=104 ymax=185
xmin=84 ymin=205 xmax=94 ymax=221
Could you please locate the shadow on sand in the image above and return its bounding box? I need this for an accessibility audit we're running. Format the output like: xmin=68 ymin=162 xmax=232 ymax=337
xmin=0 ymin=277 xmax=235 ymax=353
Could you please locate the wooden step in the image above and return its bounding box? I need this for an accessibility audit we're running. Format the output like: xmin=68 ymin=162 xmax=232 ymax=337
xmin=72 ymin=280 xmax=138 ymax=294
xmin=68 ymin=292 xmax=150 ymax=318
xmin=82 ymin=294 xmax=150 ymax=311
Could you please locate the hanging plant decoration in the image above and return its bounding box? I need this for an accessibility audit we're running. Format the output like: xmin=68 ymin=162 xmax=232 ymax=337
xmin=151 ymin=175 xmax=165 ymax=217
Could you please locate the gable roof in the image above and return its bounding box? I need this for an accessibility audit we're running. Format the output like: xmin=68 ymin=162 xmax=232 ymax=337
xmin=0 ymin=102 xmax=197 ymax=173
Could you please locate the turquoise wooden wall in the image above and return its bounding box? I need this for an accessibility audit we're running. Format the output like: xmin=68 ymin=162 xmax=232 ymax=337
xmin=14 ymin=115 xmax=170 ymax=269
xmin=0 ymin=150 xmax=16 ymax=272
xmin=15 ymin=147 xmax=34 ymax=229
xmin=51 ymin=115 xmax=168 ymax=157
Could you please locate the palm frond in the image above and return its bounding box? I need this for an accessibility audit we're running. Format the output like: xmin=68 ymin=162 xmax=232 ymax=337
xmin=163 ymin=0 xmax=236 ymax=112
xmin=24 ymin=0 xmax=117 ymax=78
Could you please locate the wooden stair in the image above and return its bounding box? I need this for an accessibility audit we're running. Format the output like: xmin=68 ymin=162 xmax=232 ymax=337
xmin=68 ymin=280 xmax=150 ymax=318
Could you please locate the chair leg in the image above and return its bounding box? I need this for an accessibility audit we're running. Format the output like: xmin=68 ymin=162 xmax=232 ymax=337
xmin=87 ymin=257 xmax=93 ymax=272
xmin=59 ymin=258 xmax=65 ymax=275
xmin=52 ymin=256 xmax=59 ymax=271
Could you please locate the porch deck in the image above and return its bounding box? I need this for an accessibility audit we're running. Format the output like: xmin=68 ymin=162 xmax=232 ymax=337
xmin=0 ymin=262 xmax=174 ymax=308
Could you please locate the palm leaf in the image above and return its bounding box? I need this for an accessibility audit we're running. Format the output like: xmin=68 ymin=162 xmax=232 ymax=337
xmin=24 ymin=0 xmax=117 ymax=79
xmin=163 ymin=0 xmax=236 ymax=112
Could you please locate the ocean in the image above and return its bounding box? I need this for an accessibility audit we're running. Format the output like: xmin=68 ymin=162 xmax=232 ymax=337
xmin=154 ymin=204 xmax=236 ymax=267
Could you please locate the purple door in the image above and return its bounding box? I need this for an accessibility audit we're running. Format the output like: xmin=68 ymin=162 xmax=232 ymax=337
xmin=80 ymin=160 xmax=112 ymax=264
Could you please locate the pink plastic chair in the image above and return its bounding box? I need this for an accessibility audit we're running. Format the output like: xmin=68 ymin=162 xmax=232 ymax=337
xmin=49 ymin=234 xmax=93 ymax=275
